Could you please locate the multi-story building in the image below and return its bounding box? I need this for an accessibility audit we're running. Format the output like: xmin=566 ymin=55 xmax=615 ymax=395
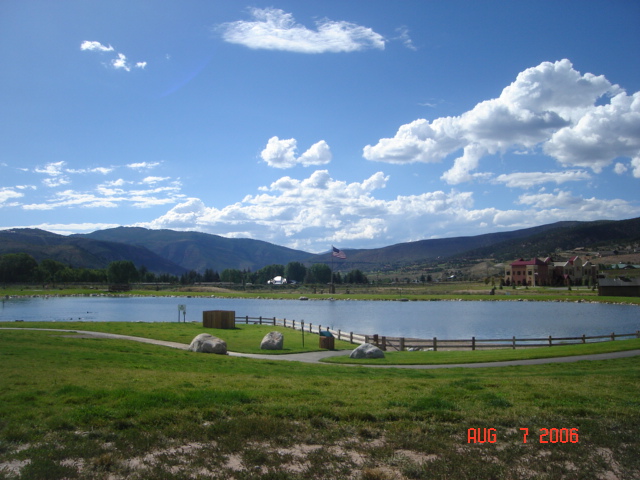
xmin=504 ymin=256 xmax=598 ymax=286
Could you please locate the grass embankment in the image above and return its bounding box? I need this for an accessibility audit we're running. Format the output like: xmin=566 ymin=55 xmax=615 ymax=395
xmin=0 ymin=325 xmax=639 ymax=479
xmin=4 ymin=283 xmax=640 ymax=304
xmin=0 ymin=321 xmax=354 ymax=355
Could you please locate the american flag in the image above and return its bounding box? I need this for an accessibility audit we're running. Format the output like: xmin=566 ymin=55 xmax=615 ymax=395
xmin=332 ymin=246 xmax=346 ymax=259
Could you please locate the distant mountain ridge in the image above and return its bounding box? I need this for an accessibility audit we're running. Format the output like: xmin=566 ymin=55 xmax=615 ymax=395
xmin=0 ymin=228 xmax=186 ymax=275
xmin=78 ymin=227 xmax=311 ymax=273
xmin=1 ymin=217 xmax=639 ymax=275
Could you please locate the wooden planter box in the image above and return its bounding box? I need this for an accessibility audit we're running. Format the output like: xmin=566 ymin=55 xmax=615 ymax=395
xmin=203 ymin=310 xmax=235 ymax=329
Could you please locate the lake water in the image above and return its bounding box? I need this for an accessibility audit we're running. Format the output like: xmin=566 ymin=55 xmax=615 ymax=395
xmin=1 ymin=295 xmax=639 ymax=340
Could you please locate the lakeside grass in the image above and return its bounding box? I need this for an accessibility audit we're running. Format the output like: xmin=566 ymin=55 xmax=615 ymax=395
xmin=0 ymin=322 xmax=355 ymax=355
xmin=0 ymin=325 xmax=639 ymax=479
xmin=2 ymin=321 xmax=639 ymax=365
xmin=4 ymin=283 xmax=640 ymax=304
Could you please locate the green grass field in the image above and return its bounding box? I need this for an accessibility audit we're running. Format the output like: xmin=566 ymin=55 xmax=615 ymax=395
xmin=1 ymin=323 xmax=639 ymax=479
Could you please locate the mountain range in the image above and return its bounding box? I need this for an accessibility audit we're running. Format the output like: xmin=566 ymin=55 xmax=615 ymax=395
xmin=1 ymin=217 xmax=639 ymax=275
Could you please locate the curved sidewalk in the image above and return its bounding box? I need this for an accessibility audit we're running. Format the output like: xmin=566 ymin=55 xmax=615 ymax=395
xmin=3 ymin=327 xmax=640 ymax=369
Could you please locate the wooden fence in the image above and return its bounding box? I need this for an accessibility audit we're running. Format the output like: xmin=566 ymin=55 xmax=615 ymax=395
xmin=235 ymin=315 xmax=640 ymax=351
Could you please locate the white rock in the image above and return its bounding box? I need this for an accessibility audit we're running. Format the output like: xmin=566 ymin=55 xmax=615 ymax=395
xmin=260 ymin=331 xmax=284 ymax=350
xmin=188 ymin=333 xmax=227 ymax=354
xmin=350 ymin=343 xmax=385 ymax=359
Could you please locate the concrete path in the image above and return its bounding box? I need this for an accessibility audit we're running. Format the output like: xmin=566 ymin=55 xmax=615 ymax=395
xmin=3 ymin=327 xmax=640 ymax=369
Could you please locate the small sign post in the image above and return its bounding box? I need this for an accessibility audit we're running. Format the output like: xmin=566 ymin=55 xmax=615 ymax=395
xmin=178 ymin=304 xmax=186 ymax=323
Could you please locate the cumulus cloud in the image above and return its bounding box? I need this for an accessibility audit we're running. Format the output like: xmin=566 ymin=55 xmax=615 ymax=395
xmin=218 ymin=7 xmax=385 ymax=53
xmin=81 ymin=40 xmax=147 ymax=72
xmin=363 ymin=59 xmax=639 ymax=185
xmin=260 ymin=137 xmax=332 ymax=168
xmin=80 ymin=41 xmax=114 ymax=52
xmin=0 ymin=188 xmax=23 ymax=205
xmin=139 ymin=168 xmax=640 ymax=252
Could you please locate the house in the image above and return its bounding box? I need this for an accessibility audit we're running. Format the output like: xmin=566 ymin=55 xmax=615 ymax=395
xmin=598 ymin=277 xmax=640 ymax=297
xmin=504 ymin=257 xmax=551 ymax=286
xmin=505 ymin=256 xmax=598 ymax=286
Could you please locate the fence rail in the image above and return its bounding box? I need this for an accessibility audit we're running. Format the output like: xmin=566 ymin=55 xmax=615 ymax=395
xmin=235 ymin=315 xmax=640 ymax=351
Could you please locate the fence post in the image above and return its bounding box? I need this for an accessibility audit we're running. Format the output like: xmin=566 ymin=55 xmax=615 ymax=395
xmin=512 ymin=336 xmax=516 ymax=350
xmin=381 ymin=336 xmax=386 ymax=351
xmin=400 ymin=337 xmax=405 ymax=351
xmin=350 ymin=332 xmax=354 ymax=344
xmin=319 ymin=325 xmax=321 ymax=334
xmin=283 ymin=318 xmax=286 ymax=328
xmin=611 ymin=332 xmax=615 ymax=341
xmin=582 ymin=334 xmax=586 ymax=344
xmin=292 ymin=319 xmax=296 ymax=330
xmin=472 ymin=336 xmax=476 ymax=351
xmin=364 ymin=335 xmax=369 ymax=344
xmin=373 ymin=334 xmax=379 ymax=347
xmin=637 ymin=330 xmax=640 ymax=339
xmin=309 ymin=323 xmax=312 ymax=333
xmin=433 ymin=337 xmax=437 ymax=351
xmin=259 ymin=316 xmax=262 ymax=325
xmin=548 ymin=335 xmax=552 ymax=347
xmin=338 ymin=329 xmax=341 ymax=341
xmin=245 ymin=315 xmax=249 ymax=324
xmin=273 ymin=317 xmax=276 ymax=326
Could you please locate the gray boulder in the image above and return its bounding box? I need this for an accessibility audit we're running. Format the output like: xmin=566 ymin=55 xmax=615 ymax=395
xmin=188 ymin=333 xmax=227 ymax=354
xmin=350 ymin=343 xmax=385 ymax=359
xmin=260 ymin=331 xmax=284 ymax=350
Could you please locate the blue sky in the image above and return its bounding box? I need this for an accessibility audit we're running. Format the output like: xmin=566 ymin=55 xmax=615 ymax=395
xmin=1 ymin=1 xmax=639 ymax=253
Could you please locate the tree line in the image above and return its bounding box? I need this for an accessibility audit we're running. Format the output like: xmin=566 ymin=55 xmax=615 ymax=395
xmin=0 ymin=254 xmax=370 ymax=285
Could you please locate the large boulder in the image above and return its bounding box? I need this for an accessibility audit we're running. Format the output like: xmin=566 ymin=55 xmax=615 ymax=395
xmin=260 ymin=331 xmax=284 ymax=350
xmin=188 ymin=333 xmax=227 ymax=354
xmin=350 ymin=343 xmax=385 ymax=359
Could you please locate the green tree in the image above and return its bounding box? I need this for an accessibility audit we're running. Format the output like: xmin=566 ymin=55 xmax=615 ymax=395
xmin=221 ymin=269 xmax=244 ymax=283
xmin=344 ymin=269 xmax=368 ymax=284
xmin=285 ymin=262 xmax=307 ymax=283
xmin=306 ymin=264 xmax=332 ymax=284
xmin=0 ymin=253 xmax=38 ymax=283
xmin=107 ymin=261 xmax=139 ymax=284
xmin=37 ymin=259 xmax=66 ymax=283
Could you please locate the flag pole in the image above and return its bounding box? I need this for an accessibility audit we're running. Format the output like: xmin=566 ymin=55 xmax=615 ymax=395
xmin=330 ymin=246 xmax=335 ymax=294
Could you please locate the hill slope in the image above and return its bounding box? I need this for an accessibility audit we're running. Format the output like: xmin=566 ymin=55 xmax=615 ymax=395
xmin=79 ymin=227 xmax=311 ymax=273
xmin=0 ymin=229 xmax=186 ymax=275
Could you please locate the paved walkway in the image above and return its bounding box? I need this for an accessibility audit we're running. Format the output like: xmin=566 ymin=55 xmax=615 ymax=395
xmin=3 ymin=327 xmax=640 ymax=369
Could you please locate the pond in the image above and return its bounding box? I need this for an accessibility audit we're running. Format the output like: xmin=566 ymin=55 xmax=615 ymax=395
xmin=1 ymin=295 xmax=638 ymax=340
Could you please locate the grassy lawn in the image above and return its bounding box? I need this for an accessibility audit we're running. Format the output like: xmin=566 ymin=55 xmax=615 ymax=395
xmin=324 ymin=337 xmax=640 ymax=365
xmin=0 ymin=325 xmax=639 ymax=479
xmin=0 ymin=321 xmax=355 ymax=355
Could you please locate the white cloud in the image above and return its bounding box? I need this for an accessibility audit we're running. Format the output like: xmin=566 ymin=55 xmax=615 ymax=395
xmin=111 ymin=53 xmax=130 ymax=72
xmin=394 ymin=26 xmax=416 ymax=51
xmin=139 ymin=168 xmax=640 ymax=252
xmin=494 ymin=170 xmax=592 ymax=189
xmin=80 ymin=41 xmax=114 ymax=52
xmin=81 ymin=40 xmax=147 ymax=72
xmin=127 ymin=162 xmax=160 ymax=170
xmin=219 ymin=7 xmax=385 ymax=53
xmin=260 ymin=136 xmax=332 ymax=168
xmin=363 ymin=59 xmax=638 ymax=185
xmin=0 ymin=188 xmax=23 ymax=205
xmin=35 ymin=161 xmax=66 ymax=176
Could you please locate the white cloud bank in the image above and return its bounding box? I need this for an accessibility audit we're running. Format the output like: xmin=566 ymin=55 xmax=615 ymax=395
xmin=261 ymin=137 xmax=332 ymax=168
xmin=363 ymin=59 xmax=640 ymax=182
xmin=218 ymin=7 xmax=385 ymax=53
xmin=139 ymin=169 xmax=640 ymax=252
